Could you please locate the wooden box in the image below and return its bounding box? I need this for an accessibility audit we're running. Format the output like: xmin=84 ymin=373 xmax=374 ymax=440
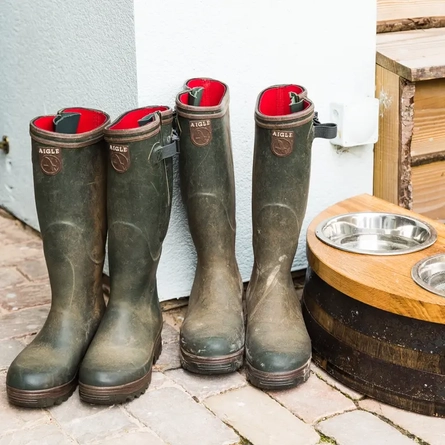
xmin=374 ymin=25 xmax=445 ymax=221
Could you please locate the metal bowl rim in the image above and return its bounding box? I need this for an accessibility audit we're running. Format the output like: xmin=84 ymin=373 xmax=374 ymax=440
xmin=411 ymin=254 xmax=445 ymax=297
xmin=315 ymin=212 xmax=438 ymax=256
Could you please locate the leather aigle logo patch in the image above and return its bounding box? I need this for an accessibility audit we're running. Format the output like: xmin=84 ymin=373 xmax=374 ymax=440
xmin=38 ymin=147 xmax=62 ymax=175
xmin=271 ymin=130 xmax=295 ymax=157
xmin=110 ymin=144 xmax=130 ymax=173
xmin=190 ymin=120 xmax=212 ymax=147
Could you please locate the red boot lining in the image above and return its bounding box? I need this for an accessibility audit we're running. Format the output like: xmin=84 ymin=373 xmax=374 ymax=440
xmin=259 ymin=85 xmax=309 ymax=116
xmin=109 ymin=106 xmax=168 ymax=130
xmin=34 ymin=108 xmax=108 ymax=133
xmin=34 ymin=116 xmax=56 ymax=131
xmin=179 ymin=79 xmax=226 ymax=107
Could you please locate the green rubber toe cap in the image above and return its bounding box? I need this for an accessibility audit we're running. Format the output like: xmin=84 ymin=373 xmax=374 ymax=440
xmin=180 ymin=333 xmax=243 ymax=358
xmin=79 ymin=364 xmax=150 ymax=388
xmin=7 ymin=359 xmax=74 ymax=391
xmin=246 ymin=349 xmax=311 ymax=373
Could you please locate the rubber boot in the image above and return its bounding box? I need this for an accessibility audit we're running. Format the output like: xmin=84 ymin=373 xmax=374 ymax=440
xmin=79 ymin=106 xmax=177 ymax=404
xmin=6 ymin=108 xmax=110 ymax=407
xmin=245 ymin=85 xmax=337 ymax=389
xmin=176 ymin=78 xmax=244 ymax=374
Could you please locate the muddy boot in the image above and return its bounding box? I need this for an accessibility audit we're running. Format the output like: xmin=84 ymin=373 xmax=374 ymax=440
xmin=175 ymin=78 xmax=244 ymax=374
xmin=79 ymin=106 xmax=177 ymax=404
xmin=6 ymin=108 xmax=110 ymax=407
xmin=245 ymin=85 xmax=336 ymax=389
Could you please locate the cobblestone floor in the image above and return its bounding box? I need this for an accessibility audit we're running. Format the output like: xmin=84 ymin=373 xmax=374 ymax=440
xmin=1 ymin=209 xmax=445 ymax=445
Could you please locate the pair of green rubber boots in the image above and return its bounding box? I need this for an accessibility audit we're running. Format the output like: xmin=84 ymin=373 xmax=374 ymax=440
xmin=6 ymin=106 xmax=177 ymax=407
xmin=177 ymin=79 xmax=336 ymax=389
xmin=6 ymin=78 xmax=335 ymax=408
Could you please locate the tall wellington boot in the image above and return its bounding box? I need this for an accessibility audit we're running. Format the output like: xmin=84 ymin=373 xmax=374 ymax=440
xmin=79 ymin=106 xmax=177 ymax=404
xmin=246 ymin=85 xmax=336 ymax=389
xmin=176 ymin=78 xmax=244 ymax=374
xmin=6 ymin=108 xmax=110 ymax=407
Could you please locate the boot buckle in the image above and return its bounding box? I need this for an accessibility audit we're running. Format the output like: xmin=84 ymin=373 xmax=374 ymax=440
xmin=153 ymin=131 xmax=180 ymax=163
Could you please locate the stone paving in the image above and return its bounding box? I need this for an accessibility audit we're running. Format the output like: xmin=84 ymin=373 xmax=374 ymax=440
xmin=1 ymin=208 xmax=445 ymax=445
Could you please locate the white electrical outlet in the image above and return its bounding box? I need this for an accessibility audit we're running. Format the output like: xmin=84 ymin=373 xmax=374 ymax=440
xmin=329 ymin=98 xmax=379 ymax=148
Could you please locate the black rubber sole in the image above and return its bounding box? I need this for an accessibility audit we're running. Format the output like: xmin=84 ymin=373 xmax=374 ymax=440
xmin=180 ymin=347 xmax=244 ymax=375
xmin=245 ymin=357 xmax=311 ymax=390
xmin=79 ymin=336 xmax=162 ymax=405
xmin=7 ymin=376 xmax=77 ymax=408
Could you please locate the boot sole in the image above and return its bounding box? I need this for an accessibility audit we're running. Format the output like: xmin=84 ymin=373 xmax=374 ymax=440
xmin=79 ymin=336 xmax=162 ymax=405
xmin=7 ymin=376 xmax=77 ymax=408
xmin=245 ymin=357 xmax=311 ymax=390
xmin=180 ymin=347 xmax=244 ymax=374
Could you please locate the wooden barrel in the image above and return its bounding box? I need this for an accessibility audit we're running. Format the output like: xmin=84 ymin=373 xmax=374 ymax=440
xmin=303 ymin=194 xmax=445 ymax=417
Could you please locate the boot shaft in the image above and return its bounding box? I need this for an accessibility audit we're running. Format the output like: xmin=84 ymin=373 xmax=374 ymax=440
xmin=104 ymin=106 xmax=176 ymax=302
xmin=252 ymin=85 xmax=336 ymax=270
xmin=176 ymin=78 xmax=237 ymax=262
xmin=30 ymin=108 xmax=110 ymax=231
xmin=30 ymin=108 xmax=110 ymax=307
xmin=104 ymin=106 xmax=175 ymax=243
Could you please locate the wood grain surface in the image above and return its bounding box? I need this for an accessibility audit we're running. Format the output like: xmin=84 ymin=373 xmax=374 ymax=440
xmin=377 ymin=0 xmax=445 ymax=33
xmin=378 ymin=0 xmax=445 ymax=22
xmin=412 ymin=161 xmax=445 ymax=222
xmin=376 ymin=28 xmax=445 ymax=81
xmin=374 ymin=65 xmax=401 ymax=205
xmin=411 ymin=78 xmax=445 ymax=159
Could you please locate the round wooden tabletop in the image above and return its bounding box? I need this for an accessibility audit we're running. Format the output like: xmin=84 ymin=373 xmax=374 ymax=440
xmin=306 ymin=193 xmax=445 ymax=323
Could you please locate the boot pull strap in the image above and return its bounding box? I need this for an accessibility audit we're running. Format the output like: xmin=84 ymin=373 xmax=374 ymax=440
xmin=153 ymin=130 xmax=180 ymax=164
xmin=289 ymin=92 xmax=305 ymax=113
xmin=138 ymin=113 xmax=156 ymax=127
xmin=188 ymin=87 xmax=204 ymax=106
xmin=313 ymin=112 xmax=337 ymax=139
xmin=53 ymin=112 xmax=81 ymax=134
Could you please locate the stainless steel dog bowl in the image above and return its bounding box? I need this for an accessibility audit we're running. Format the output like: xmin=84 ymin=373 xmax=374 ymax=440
xmin=412 ymin=254 xmax=445 ymax=297
xmin=315 ymin=212 xmax=437 ymax=255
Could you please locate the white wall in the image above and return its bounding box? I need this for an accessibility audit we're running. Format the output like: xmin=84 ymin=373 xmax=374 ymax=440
xmin=135 ymin=0 xmax=377 ymax=300
xmin=0 ymin=0 xmax=376 ymax=302
xmin=0 ymin=0 xmax=138 ymax=226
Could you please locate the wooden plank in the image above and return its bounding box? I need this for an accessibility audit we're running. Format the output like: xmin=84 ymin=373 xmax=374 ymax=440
xmin=412 ymin=161 xmax=445 ymax=221
xmin=378 ymin=0 xmax=445 ymax=33
xmin=411 ymin=78 xmax=445 ymax=159
xmin=378 ymin=0 xmax=445 ymax=21
xmin=376 ymin=28 xmax=445 ymax=81
xmin=373 ymin=65 xmax=400 ymax=205
xmin=306 ymin=193 xmax=445 ymax=323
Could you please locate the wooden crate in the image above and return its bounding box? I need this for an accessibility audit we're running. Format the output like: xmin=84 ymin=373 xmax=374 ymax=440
xmin=374 ymin=27 xmax=445 ymax=222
